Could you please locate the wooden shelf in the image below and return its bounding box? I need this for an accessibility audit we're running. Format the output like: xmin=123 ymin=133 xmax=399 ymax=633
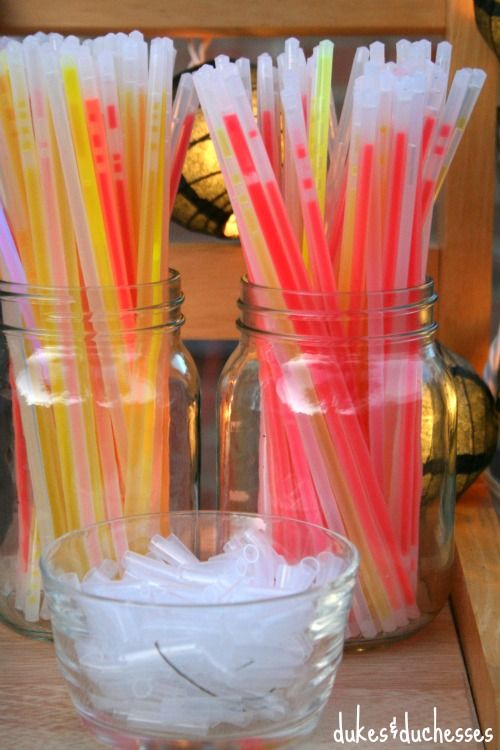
xmin=0 ymin=481 xmax=497 ymax=749
xmin=452 ymin=479 xmax=500 ymax=748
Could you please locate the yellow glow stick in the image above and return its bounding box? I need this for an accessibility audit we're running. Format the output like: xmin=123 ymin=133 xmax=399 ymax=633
xmin=303 ymin=40 xmax=333 ymax=267
xmin=125 ymin=39 xmax=173 ymax=517
xmin=5 ymin=43 xmax=73 ymax=544
xmin=308 ymin=41 xmax=334 ymax=216
xmin=124 ymin=35 xmax=147 ymax=245
xmin=60 ymin=52 xmax=129 ymax=469
xmin=22 ymin=517 xmax=42 ymax=623
xmin=40 ymin=114 xmax=127 ymax=553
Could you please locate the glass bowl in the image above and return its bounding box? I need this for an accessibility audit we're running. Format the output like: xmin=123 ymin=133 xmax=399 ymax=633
xmin=40 ymin=511 xmax=359 ymax=750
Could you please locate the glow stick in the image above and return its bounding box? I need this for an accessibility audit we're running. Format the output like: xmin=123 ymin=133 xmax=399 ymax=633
xmin=280 ymin=41 xmax=304 ymax=242
xmin=5 ymin=43 xmax=51 ymax=286
xmin=280 ymin=85 xmax=336 ymax=292
xmin=197 ymin=64 xmax=414 ymax=631
xmin=43 ymin=45 xmax=128 ymax=471
xmin=435 ymin=41 xmax=452 ymax=87
xmin=77 ymin=46 xmax=133 ymax=314
xmin=23 ymin=39 xmax=112 ymax=538
xmin=408 ymin=68 xmax=445 ymax=283
xmin=21 ymin=518 xmax=42 ymax=621
xmin=434 ymin=68 xmax=486 ymax=198
xmin=136 ymin=37 xmax=174 ymax=285
xmin=170 ymin=72 xmax=198 ymax=213
xmin=382 ymin=88 xmax=411 ymax=289
xmin=369 ymin=41 xmax=385 ymax=67
xmin=420 ymin=68 xmax=472 ymax=223
xmin=125 ymin=37 xmax=175 ymax=517
xmin=23 ymin=39 xmax=122 ymax=545
xmin=121 ymin=36 xmax=142 ymax=239
xmin=325 ymin=46 xmax=369 ymax=247
xmin=10 ymin=376 xmax=31 ymax=570
xmin=0 ymin=60 xmax=34 ymax=275
xmin=396 ymin=39 xmax=411 ymax=65
xmin=236 ymin=57 xmax=252 ymax=104
xmin=193 ymin=65 xmax=280 ymax=286
xmin=367 ymin=69 xmax=392 ymax=290
xmin=257 ymin=53 xmax=280 ymax=180
xmin=129 ymin=30 xmax=149 ymax=176
xmin=337 ymin=80 xmax=363 ymax=292
xmin=346 ymin=87 xmax=378 ymax=294
xmin=284 ymin=38 xmax=308 ymax=120
xmin=6 ymin=42 xmax=76 ymax=540
xmin=393 ymin=76 xmax=426 ymax=288
xmin=328 ymin=95 xmax=338 ymax=162
xmin=307 ymin=40 xmax=333 ymax=220
xmin=96 ymin=48 xmax=137 ymax=285
xmin=0 ymin=204 xmax=55 ymax=569
xmin=220 ymin=64 xmax=309 ymax=291
xmin=59 ymin=50 xmax=117 ymax=286
xmin=409 ymin=39 xmax=432 ymax=69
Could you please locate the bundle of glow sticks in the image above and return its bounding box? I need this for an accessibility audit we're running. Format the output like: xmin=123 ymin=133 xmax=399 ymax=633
xmin=193 ymin=39 xmax=485 ymax=638
xmin=0 ymin=32 xmax=198 ymax=621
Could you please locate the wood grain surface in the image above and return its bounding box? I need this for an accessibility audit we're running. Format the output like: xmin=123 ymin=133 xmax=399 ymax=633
xmin=0 ymin=606 xmax=482 ymax=750
xmin=453 ymin=479 xmax=500 ymax=750
xmin=0 ymin=1 xmax=446 ymax=37
xmin=1 ymin=480 xmax=498 ymax=749
xmin=437 ymin=0 xmax=498 ymax=372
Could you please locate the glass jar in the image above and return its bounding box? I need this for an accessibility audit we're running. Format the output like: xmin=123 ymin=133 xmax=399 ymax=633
xmin=218 ymin=278 xmax=457 ymax=646
xmin=0 ymin=270 xmax=199 ymax=638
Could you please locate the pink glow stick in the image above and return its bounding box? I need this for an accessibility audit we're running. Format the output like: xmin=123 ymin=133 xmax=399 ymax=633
xmin=193 ymin=66 xmax=279 ymax=286
xmin=10 ymin=373 xmax=31 ymax=570
xmin=257 ymin=54 xmax=280 ymax=180
xmin=217 ymin=64 xmax=309 ymax=291
xmin=393 ymin=76 xmax=426 ymax=288
xmin=279 ymin=43 xmax=305 ymax=242
xmin=280 ymin=86 xmax=336 ymax=293
xmin=420 ymin=68 xmax=472 ymax=223
xmin=96 ymin=48 xmax=137 ymax=286
xmin=222 ymin=107 xmax=414 ymax=621
xmin=170 ymin=73 xmax=198 ymax=213
xmin=382 ymin=129 xmax=408 ymax=287
xmin=195 ymin=61 xmax=418 ymax=632
xmin=77 ymin=48 xmax=133 ymax=314
xmin=325 ymin=46 xmax=369 ymax=250
xmin=349 ymin=92 xmax=378 ymax=294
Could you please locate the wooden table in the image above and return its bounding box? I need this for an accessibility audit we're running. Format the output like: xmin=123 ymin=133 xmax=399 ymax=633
xmin=0 ymin=481 xmax=498 ymax=750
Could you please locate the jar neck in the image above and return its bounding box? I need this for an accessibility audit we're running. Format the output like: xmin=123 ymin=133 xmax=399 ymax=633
xmin=0 ymin=268 xmax=185 ymax=335
xmin=238 ymin=278 xmax=438 ymax=342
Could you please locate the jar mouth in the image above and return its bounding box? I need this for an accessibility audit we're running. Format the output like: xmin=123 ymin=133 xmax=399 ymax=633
xmin=0 ymin=268 xmax=181 ymax=298
xmin=237 ymin=276 xmax=438 ymax=342
xmin=0 ymin=268 xmax=185 ymax=336
xmin=240 ymin=275 xmax=436 ymax=310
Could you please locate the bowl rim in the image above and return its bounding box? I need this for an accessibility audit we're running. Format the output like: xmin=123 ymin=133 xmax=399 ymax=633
xmin=40 ymin=510 xmax=360 ymax=610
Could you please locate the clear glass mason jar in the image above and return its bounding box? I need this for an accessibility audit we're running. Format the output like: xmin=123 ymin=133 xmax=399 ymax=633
xmin=218 ymin=278 xmax=457 ymax=646
xmin=0 ymin=270 xmax=199 ymax=638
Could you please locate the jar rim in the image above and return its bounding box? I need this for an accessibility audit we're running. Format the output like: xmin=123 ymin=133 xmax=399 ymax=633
xmin=237 ymin=276 xmax=438 ymax=341
xmin=0 ymin=267 xmax=185 ymax=335
xmin=241 ymin=275 xmax=435 ymax=305
xmin=0 ymin=267 xmax=181 ymax=297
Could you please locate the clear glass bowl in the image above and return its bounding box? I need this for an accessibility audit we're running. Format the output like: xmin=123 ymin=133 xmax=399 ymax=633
xmin=40 ymin=511 xmax=359 ymax=750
